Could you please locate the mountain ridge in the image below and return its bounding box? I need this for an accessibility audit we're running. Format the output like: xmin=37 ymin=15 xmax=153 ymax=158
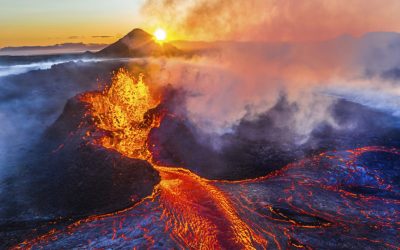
xmin=96 ymin=28 xmax=181 ymax=57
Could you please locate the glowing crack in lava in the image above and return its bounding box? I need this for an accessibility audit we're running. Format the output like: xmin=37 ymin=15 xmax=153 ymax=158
xmin=14 ymin=69 xmax=400 ymax=249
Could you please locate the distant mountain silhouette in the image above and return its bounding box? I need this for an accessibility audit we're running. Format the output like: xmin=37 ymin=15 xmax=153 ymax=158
xmin=97 ymin=28 xmax=181 ymax=57
xmin=0 ymin=43 xmax=107 ymax=56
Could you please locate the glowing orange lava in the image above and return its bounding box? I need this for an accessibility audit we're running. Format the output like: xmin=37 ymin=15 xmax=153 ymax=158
xmin=155 ymin=166 xmax=267 ymax=249
xmin=80 ymin=68 xmax=160 ymax=160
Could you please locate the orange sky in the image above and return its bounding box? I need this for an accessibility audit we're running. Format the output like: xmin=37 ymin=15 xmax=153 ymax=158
xmin=2 ymin=0 xmax=400 ymax=47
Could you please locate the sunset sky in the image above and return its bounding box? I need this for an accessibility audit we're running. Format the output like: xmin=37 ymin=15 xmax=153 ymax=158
xmin=2 ymin=0 xmax=400 ymax=47
xmin=0 ymin=0 xmax=145 ymax=47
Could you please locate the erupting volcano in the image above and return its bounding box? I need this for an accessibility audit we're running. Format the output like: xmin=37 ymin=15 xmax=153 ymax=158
xmin=2 ymin=2 xmax=400 ymax=249
xmin=10 ymin=69 xmax=400 ymax=249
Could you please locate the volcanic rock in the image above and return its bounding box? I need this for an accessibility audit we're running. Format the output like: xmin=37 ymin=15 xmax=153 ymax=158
xmin=23 ymin=95 xmax=160 ymax=218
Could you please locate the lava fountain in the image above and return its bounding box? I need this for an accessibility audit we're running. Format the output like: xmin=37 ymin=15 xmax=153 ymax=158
xmin=80 ymin=68 xmax=161 ymax=160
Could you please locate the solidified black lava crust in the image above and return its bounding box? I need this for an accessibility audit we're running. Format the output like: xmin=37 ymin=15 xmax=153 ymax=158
xmin=0 ymin=96 xmax=160 ymax=248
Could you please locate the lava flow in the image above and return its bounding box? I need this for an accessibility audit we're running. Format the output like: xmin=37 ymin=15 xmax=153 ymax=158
xmin=13 ymin=69 xmax=400 ymax=249
xmin=80 ymin=68 xmax=266 ymax=249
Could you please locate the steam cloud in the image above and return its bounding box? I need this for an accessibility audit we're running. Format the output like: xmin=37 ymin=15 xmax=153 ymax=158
xmin=135 ymin=34 xmax=400 ymax=149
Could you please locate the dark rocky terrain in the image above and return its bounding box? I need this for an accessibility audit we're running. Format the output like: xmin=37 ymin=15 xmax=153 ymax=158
xmin=0 ymin=96 xmax=160 ymax=248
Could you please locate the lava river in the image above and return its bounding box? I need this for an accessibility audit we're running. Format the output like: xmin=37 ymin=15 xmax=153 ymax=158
xmin=13 ymin=70 xmax=400 ymax=249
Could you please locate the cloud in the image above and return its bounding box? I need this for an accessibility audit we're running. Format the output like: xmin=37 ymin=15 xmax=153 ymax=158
xmin=68 ymin=36 xmax=84 ymax=39
xmin=92 ymin=35 xmax=113 ymax=38
xmin=141 ymin=0 xmax=400 ymax=42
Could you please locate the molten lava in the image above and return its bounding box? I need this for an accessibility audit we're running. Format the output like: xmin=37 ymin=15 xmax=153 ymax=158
xmin=13 ymin=68 xmax=400 ymax=249
xmin=156 ymin=166 xmax=267 ymax=249
xmin=80 ymin=68 xmax=160 ymax=160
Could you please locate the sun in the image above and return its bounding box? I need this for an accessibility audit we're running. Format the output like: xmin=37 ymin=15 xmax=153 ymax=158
xmin=154 ymin=28 xmax=167 ymax=42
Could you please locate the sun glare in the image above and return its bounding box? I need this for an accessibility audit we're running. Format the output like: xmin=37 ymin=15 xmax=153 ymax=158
xmin=154 ymin=28 xmax=167 ymax=42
